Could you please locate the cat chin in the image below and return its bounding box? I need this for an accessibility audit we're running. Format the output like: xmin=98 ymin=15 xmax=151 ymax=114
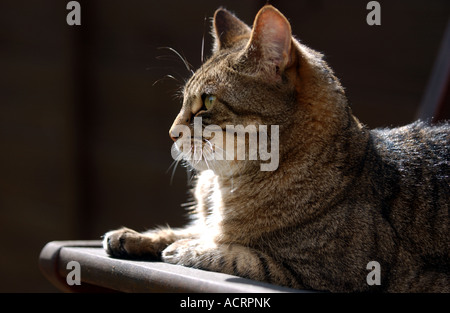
xmin=185 ymin=158 xmax=231 ymax=174
xmin=187 ymin=158 xmax=259 ymax=179
xmin=186 ymin=159 xmax=211 ymax=172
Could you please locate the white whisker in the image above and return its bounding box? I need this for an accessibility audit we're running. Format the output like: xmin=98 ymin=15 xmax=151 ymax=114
xmin=157 ymin=46 xmax=194 ymax=74
xmin=201 ymin=16 xmax=207 ymax=64
xmin=152 ymin=74 xmax=179 ymax=87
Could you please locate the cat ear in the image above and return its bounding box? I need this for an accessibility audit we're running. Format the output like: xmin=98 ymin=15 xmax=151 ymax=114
xmin=213 ymin=8 xmax=251 ymax=52
xmin=245 ymin=5 xmax=293 ymax=73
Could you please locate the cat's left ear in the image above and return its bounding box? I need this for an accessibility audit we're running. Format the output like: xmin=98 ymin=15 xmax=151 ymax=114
xmin=245 ymin=5 xmax=294 ymax=74
xmin=213 ymin=8 xmax=251 ymax=52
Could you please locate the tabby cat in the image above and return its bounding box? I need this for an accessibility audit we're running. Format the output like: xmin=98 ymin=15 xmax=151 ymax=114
xmin=103 ymin=5 xmax=449 ymax=292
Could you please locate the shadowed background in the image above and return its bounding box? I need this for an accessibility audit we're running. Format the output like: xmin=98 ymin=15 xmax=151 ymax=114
xmin=0 ymin=0 xmax=448 ymax=292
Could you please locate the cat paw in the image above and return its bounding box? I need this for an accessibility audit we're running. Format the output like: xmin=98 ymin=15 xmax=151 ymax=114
xmin=161 ymin=239 xmax=215 ymax=268
xmin=103 ymin=227 xmax=159 ymax=259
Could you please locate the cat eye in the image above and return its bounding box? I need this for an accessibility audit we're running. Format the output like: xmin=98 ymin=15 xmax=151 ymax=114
xmin=203 ymin=94 xmax=217 ymax=110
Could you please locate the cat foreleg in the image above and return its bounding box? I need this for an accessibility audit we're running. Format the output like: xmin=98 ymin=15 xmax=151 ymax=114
xmin=103 ymin=226 xmax=198 ymax=259
xmin=161 ymin=238 xmax=303 ymax=288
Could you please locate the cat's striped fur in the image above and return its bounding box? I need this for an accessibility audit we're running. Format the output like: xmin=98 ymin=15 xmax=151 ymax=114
xmin=104 ymin=5 xmax=449 ymax=292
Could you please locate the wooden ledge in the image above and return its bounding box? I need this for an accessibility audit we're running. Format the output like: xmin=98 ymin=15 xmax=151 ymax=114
xmin=39 ymin=241 xmax=307 ymax=293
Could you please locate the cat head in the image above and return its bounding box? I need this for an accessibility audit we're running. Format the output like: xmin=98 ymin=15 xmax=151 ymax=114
xmin=169 ymin=5 xmax=349 ymax=176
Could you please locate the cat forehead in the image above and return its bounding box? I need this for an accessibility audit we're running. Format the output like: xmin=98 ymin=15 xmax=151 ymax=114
xmin=183 ymin=52 xmax=239 ymax=96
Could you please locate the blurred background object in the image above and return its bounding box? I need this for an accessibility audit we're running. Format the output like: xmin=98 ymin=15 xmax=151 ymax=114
xmin=0 ymin=0 xmax=448 ymax=292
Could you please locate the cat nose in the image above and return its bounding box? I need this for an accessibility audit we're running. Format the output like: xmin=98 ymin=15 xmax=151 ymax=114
xmin=169 ymin=128 xmax=179 ymax=142
xmin=169 ymin=122 xmax=182 ymax=142
xmin=169 ymin=110 xmax=192 ymax=142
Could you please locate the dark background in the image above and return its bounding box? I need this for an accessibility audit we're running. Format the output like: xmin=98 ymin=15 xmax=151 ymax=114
xmin=0 ymin=0 xmax=448 ymax=292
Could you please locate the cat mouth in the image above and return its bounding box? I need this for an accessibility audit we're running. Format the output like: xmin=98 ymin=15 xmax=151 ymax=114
xmin=170 ymin=135 xmax=239 ymax=174
xmin=169 ymin=119 xmax=280 ymax=172
xmin=181 ymin=138 xmax=224 ymax=165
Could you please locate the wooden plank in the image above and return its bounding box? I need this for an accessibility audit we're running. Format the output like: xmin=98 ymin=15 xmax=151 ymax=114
xmin=39 ymin=241 xmax=307 ymax=293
